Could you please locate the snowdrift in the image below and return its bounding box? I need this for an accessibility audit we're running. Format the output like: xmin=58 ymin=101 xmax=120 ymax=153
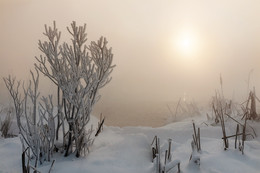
xmin=1 ymin=115 xmax=260 ymax=173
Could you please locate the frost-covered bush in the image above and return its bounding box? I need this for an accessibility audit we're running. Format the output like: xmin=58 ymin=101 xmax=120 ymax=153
xmin=4 ymin=21 xmax=115 ymax=166
xmin=4 ymin=71 xmax=55 ymax=166
xmin=35 ymin=21 xmax=115 ymax=157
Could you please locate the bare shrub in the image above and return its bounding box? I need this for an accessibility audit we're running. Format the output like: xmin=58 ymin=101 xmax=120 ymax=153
xmin=4 ymin=21 xmax=115 ymax=167
xmin=35 ymin=21 xmax=115 ymax=157
xmin=4 ymin=71 xmax=56 ymax=166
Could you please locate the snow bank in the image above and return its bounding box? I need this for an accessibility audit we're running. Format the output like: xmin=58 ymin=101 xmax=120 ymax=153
xmin=1 ymin=115 xmax=260 ymax=173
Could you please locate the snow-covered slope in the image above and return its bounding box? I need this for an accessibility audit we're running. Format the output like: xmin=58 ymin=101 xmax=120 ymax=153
xmin=1 ymin=115 xmax=260 ymax=173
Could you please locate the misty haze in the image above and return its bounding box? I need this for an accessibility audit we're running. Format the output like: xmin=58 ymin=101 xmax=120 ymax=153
xmin=1 ymin=0 xmax=260 ymax=173
xmin=1 ymin=0 xmax=260 ymax=127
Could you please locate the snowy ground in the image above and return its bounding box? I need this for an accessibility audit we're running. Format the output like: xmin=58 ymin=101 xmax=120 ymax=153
xmin=1 ymin=115 xmax=260 ymax=173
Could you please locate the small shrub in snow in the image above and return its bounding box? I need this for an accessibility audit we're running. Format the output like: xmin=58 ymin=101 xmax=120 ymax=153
xmin=4 ymin=21 xmax=115 ymax=167
xmin=35 ymin=21 xmax=115 ymax=157
xmin=4 ymin=71 xmax=56 ymax=165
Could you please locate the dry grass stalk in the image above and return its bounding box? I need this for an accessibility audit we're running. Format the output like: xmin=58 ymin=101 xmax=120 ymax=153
xmin=211 ymin=92 xmax=229 ymax=150
xmin=95 ymin=113 xmax=105 ymax=137
xmin=235 ymin=124 xmax=239 ymax=149
xmin=151 ymin=136 xmax=158 ymax=161
xmin=151 ymin=136 xmax=180 ymax=173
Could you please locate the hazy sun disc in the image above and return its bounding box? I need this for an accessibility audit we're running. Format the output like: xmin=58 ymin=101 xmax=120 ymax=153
xmin=180 ymin=36 xmax=193 ymax=54
xmin=174 ymin=31 xmax=199 ymax=57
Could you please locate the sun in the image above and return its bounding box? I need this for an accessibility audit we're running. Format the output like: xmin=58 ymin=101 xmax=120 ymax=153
xmin=179 ymin=35 xmax=193 ymax=54
xmin=173 ymin=30 xmax=199 ymax=58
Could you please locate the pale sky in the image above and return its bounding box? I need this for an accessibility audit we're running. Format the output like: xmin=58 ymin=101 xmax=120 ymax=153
xmin=1 ymin=0 xmax=260 ymax=126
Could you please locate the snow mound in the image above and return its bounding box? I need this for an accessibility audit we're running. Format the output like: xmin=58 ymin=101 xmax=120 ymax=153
xmin=1 ymin=115 xmax=260 ymax=173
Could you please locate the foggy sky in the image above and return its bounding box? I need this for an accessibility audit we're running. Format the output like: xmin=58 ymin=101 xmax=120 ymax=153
xmin=1 ymin=0 xmax=260 ymax=126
